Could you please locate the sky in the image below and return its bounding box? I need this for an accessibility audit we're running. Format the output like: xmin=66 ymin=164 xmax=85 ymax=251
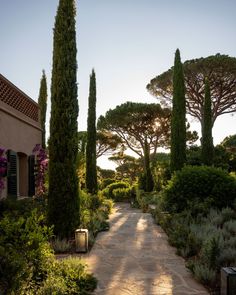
xmin=1 ymin=0 xmax=236 ymax=169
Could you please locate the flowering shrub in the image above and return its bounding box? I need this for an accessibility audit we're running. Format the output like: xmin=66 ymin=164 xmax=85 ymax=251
xmin=33 ymin=144 xmax=48 ymax=197
xmin=0 ymin=148 xmax=7 ymax=193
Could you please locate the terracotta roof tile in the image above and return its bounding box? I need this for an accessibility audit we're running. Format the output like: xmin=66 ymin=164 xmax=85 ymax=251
xmin=0 ymin=74 xmax=39 ymax=122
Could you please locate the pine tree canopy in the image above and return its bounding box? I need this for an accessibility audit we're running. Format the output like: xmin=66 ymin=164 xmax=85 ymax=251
xmin=147 ymin=54 xmax=236 ymax=127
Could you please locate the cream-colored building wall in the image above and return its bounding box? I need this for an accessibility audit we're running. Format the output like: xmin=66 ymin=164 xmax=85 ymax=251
xmin=0 ymin=100 xmax=41 ymax=155
xmin=0 ymin=100 xmax=42 ymax=199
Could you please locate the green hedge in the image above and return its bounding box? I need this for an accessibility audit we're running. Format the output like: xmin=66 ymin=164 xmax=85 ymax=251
xmin=0 ymin=197 xmax=46 ymax=219
xmin=112 ymin=188 xmax=131 ymax=202
xmin=99 ymin=178 xmax=116 ymax=190
xmin=163 ymin=166 xmax=236 ymax=214
xmin=101 ymin=181 xmax=130 ymax=200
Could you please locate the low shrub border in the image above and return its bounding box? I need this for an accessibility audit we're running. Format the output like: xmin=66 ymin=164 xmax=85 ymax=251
xmin=136 ymin=186 xmax=236 ymax=294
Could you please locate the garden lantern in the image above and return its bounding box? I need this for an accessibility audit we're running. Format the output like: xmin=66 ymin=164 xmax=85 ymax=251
xmin=75 ymin=229 xmax=88 ymax=253
xmin=221 ymin=267 xmax=236 ymax=295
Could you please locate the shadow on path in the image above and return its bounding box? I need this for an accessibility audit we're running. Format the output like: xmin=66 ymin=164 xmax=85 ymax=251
xmin=84 ymin=203 xmax=209 ymax=295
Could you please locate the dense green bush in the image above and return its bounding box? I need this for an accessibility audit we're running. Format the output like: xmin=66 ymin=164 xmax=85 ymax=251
xmin=80 ymin=190 xmax=103 ymax=211
xmin=31 ymin=257 xmax=97 ymax=295
xmin=186 ymin=145 xmax=233 ymax=171
xmin=101 ymin=181 xmax=130 ymax=200
xmin=99 ymin=178 xmax=116 ymax=190
xmin=112 ymin=187 xmax=131 ymax=202
xmin=0 ymin=196 xmax=46 ymax=219
xmin=89 ymin=194 xmax=103 ymax=211
xmin=0 ymin=210 xmax=97 ymax=294
xmin=0 ymin=210 xmax=54 ymax=294
xmin=38 ymin=257 xmax=97 ymax=295
xmin=163 ymin=166 xmax=236 ymax=213
xmin=80 ymin=190 xmax=113 ymax=221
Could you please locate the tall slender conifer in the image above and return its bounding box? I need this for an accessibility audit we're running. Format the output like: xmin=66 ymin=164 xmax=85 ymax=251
xmin=86 ymin=69 xmax=98 ymax=194
xmin=170 ymin=49 xmax=186 ymax=172
xmin=144 ymin=138 xmax=154 ymax=192
xmin=38 ymin=70 xmax=47 ymax=148
xmin=48 ymin=0 xmax=79 ymax=238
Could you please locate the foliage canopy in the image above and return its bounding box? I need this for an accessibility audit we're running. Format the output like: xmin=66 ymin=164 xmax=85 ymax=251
xmin=97 ymin=101 xmax=171 ymax=157
xmin=147 ymin=54 xmax=236 ymax=126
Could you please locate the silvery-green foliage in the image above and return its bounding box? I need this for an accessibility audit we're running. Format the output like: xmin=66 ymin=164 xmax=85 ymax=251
xmin=200 ymin=233 xmax=224 ymax=269
xmin=51 ymin=238 xmax=71 ymax=253
xmin=224 ymin=236 xmax=236 ymax=249
xmin=223 ymin=219 xmax=236 ymax=235
xmin=202 ymin=208 xmax=223 ymax=227
xmin=192 ymin=262 xmax=216 ymax=286
xmin=221 ymin=207 xmax=236 ymax=222
xmin=217 ymin=247 xmax=236 ymax=266
xmin=189 ymin=223 xmax=218 ymax=246
xmin=220 ymin=227 xmax=232 ymax=240
xmin=179 ymin=245 xmax=193 ymax=258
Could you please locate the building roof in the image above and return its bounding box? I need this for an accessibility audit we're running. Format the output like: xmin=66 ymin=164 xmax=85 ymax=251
xmin=0 ymin=74 xmax=39 ymax=122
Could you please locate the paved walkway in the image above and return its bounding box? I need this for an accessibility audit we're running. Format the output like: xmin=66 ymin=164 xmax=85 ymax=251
xmin=85 ymin=203 xmax=209 ymax=295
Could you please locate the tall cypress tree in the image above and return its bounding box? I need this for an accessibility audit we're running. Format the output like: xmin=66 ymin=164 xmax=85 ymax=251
xmin=201 ymin=78 xmax=214 ymax=165
xmin=144 ymin=138 xmax=154 ymax=192
xmin=170 ymin=49 xmax=186 ymax=172
xmin=86 ymin=69 xmax=98 ymax=194
xmin=48 ymin=0 xmax=79 ymax=238
xmin=38 ymin=70 xmax=47 ymax=148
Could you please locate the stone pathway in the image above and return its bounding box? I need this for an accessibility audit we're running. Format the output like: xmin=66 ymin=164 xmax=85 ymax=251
xmin=84 ymin=203 xmax=209 ymax=295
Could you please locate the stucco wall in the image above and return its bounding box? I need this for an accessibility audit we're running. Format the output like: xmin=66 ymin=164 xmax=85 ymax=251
xmin=0 ymin=100 xmax=42 ymax=155
xmin=0 ymin=101 xmax=42 ymax=199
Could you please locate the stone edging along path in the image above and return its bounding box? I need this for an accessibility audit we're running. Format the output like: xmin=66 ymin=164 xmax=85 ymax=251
xmin=83 ymin=203 xmax=209 ymax=295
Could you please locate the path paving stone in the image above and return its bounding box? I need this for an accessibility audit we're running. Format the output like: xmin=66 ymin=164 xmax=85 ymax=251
xmin=84 ymin=203 xmax=209 ymax=295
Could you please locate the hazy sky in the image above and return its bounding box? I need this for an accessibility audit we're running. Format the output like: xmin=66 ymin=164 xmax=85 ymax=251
xmin=1 ymin=0 xmax=236 ymax=168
